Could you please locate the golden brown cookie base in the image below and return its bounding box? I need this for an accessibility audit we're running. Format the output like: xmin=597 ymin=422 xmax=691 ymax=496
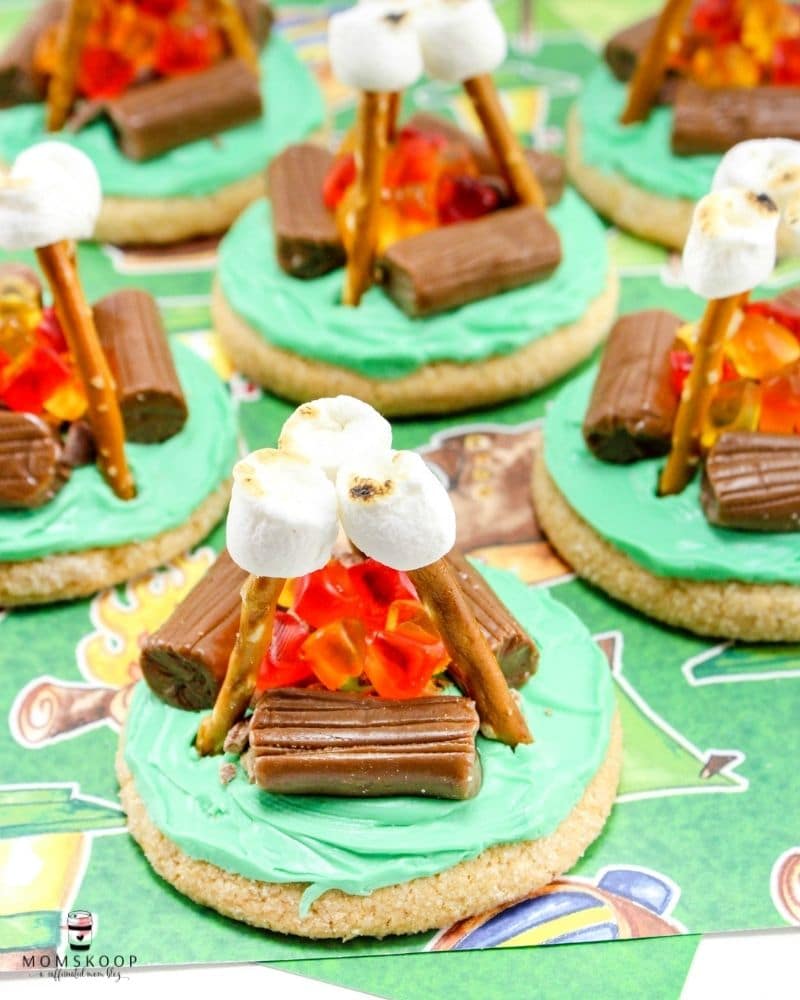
xmin=0 ymin=479 xmax=231 ymax=607
xmin=565 ymin=108 xmax=694 ymax=251
xmin=533 ymin=452 xmax=800 ymax=641
xmin=94 ymin=173 xmax=266 ymax=246
xmin=212 ymin=272 xmax=619 ymax=417
xmin=116 ymin=712 xmax=621 ymax=940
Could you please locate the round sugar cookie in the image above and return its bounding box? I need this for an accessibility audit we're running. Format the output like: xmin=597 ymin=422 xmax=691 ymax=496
xmin=213 ymin=192 xmax=618 ymax=416
xmin=0 ymin=345 xmax=238 ymax=606
xmin=117 ymin=568 xmax=621 ymax=939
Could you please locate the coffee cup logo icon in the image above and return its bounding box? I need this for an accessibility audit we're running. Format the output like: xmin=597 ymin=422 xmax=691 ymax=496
xmin=67 ymin=910 xmax=93 ymax=951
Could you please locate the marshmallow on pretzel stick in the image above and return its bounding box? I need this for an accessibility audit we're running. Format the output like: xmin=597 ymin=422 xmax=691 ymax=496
xmin=329 ymin=4 xmax=423 ymax=306
xmin=337 ymin=448 xmax=532 ymax=747
xmin=196 ymin=449 xmax=339 ymax=755
xmin=416 ymin=0 xmax=544 ymax=209
xmin=619 ymin=0 xmax=692 ymax=125
xmin=0 ymin=142 xmax=135 ymax=500
xmin=659 ymin=188 xmax=779 ymax=496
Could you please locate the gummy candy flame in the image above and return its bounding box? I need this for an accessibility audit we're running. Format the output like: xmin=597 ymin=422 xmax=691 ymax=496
xmin=256 ymin=559 xmax=450 ymax=699
xmin=672 ymin=0 xmax=800 ymax=86
xmin=324 ymin=126 xmax=505 ymax=255
xmin=35 ymin=0 xmax=228 ymax=102
xmin=670 ymin=299 xmax=800 ymax=445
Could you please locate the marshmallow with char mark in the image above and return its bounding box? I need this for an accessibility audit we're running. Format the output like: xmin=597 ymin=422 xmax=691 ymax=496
xmin=682 ymin=188 xmax=779 ymax=299
xmin=0 ymin=142 xmax=101 ymax=252
xmin=279 ymin=395 xmax=393 ymax=482
xmin=227 ymin=449 xmax=339 ymax=578
xmin=329 ymin=2 xmax=423 ymax=92
xmin=416 ymin=0 xmax=507 ymax=83
xmin=336 ymin=449 xmax=456 ymax=571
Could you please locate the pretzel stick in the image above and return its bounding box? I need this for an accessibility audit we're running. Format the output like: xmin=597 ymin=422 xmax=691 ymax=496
xmin=342 ymin=91 xmax=391 ymax=307
xmin=196 ymin=574 xmax=285 ymax=755
xmin=408 ymin=558 xmax=533 ymax=747
xmin=46 ymin=0 xmax=94 ymax=132
xmin=620 ymin=0 xmax=692 ymax=125
xmin=659 ymin=293 xmax=745 ymax=496
xmin=463 ymin=74 xmax=545 ymax=208
xmin=36 ymin=242 xmax=135 ymax=501
xmin=387 ymin=92 xmax=402 ymax=142
xmin=210 ymin=0 xmax=260 ymax=73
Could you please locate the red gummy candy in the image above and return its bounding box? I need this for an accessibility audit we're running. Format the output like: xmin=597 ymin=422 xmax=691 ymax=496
xmin=692 ymin=0 xmax=741 ymax=44
xmin=257 ymin=611 xmax=312 ymax=691
xmin=347 ymin=559 xmax=417 ymax=628
xmin=323 ymin=153 xmax=356 ymax=210
xmin=292 ymin=561 xmax=361 ymax=630
xmin=759 ymin=364 xmax=800 ymax=434
xmin=36 ymin=308 xmax=68 ymax=354
xmin=385 ymin=132 xmax=443 ymax=189
xmin=79 ymin=46 xmax=136 ymax=99
xmin=301 ymin=618 xmax=366 ymax=691
xmin=365 ymin=628 xmax=442 ymax=699
xmin=155 ymin=22 xmax=222 ymax=76
xmin=669 ymin=350 xmax=738 ymax=396
xmin=773 ymin=36 xmax=800 ymax=84
xmin=0 ymin=344 xmax=71 ymax=413
xmin=437 ymin=175 xmax=502 ymax=225
xmin=133 ymin=0 xmax=187 ymax=16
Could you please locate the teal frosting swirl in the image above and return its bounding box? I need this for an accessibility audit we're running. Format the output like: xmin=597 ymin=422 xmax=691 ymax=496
xmin=123 ymin=566 xmax=615 ymax=912
xmin=217 ymin=190 xmax=610 ymax=379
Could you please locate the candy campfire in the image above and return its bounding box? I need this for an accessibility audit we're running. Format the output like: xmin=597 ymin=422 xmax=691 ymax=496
xmin=611 ymin=0 xmax=800 ymax=150
xmin=142 ymin=396 xmax=540 ymax=800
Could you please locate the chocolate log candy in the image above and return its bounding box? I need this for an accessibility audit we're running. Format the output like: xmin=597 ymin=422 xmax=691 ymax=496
xmin=603 ymin=16 xmax=656 ymax=81
xmin=702 ymin=432 xmax=800 ymax=532
xmin=0 ymin=411 xmax=69 ymax=509
xmin=105 ymin=59 xmax=263 ymax=162
xmin=93 ymin=289 xmax=187 ymax=443
xmin=672 ymin=82 xmax=800 ymax=155
xmin=140 ymin=550 xmax=248 ymax=710
xmin=268 ymin=144 xmax=346 ymax=278
xmin=0 ymin=0 xmax=64 ymax=108
xmin=583 ymin=309 xmax=682 ymax=463
xmin=250 ymin=688 xmax=482 ymax=799
xmin=382 ymin=206 xmax=562 ymax=318
xmin=405 ymin=112 xmax=565 ymax=206
xmin=446 ymin=550 xmax=538 ymax=688
xmin=238 ymin=0 xmax=274 ymax=46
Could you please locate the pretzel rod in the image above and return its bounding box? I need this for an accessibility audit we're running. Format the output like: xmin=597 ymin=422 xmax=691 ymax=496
xmin=35 ymin=242 xmax=135 ymax=501
xmin=620 ymin=0 xmax=692 ymax=125
xmin=408 ymin=558 xmax=532 ymax=747
xmin=342 ymin=91 xmax=391 ymax=307
xmin=45 ymin=0 xmax=94 ymax=132
xmin=195 ymin=574 xmax=285 ymax=755
xmin=658 ymin=293 xmax=745 ymax=496
xmin=387 ymin=92 xmax=402 ymax=142
xmin=463 ymin=74 xmax=545 ymax=209
xmin=210 ymin=0 xmax=260 ymax=73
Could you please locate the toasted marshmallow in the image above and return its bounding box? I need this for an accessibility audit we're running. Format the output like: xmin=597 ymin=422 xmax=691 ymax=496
xmin=416 ymin=0 xmax=506 ymax=83
xmin=329 ymin=2 xmax=423 ymax=92
xmin=712 ymin=139 xmax=800 ymax=196
xmin=226 ymin=449 xmax=339 ymax=578
xmin=279 ymin=396 xmax=393 ymax=482
xmin=780 ymin=192 xmax=800 ymax=256
xmin=682 ymin=188 xmax=779 ymax=299
xmin=336 ymin=450 xmax=456 ymax=571
xmin=0 ymin=142 xmax=101 ymax=252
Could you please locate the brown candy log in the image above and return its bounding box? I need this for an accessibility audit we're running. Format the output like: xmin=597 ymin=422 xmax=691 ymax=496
xmin=382 ymin=205 xmax=561 ymax=318
xmin=405 ymin=112 xmax=565 ymax=206
xmin=141 ymin=550 xmax=248 ymax=710
xmin=603 ymin=16 xmax=656 ymax=81
xmin=583 ymin=309 xmax=682 ymax=463
xmin=93 ymin=289 xmax=187 ymax=443
xmin=0 ymin=1 xmax=64 ymax=108
xmin=237 ymin=0 xmax=274 ymax=46
xmin=672 ymin=82 xmax=800 ymax=154
xmin=0 ymin=411 xmax=69 ymax=509
xmin=446 ymin=550 xmax=538 ymax=688
xmin=105 ymin=59 xmax=262 ymax=162
xmin=250 ymin=689 xmax=482 ymax=800
xmin=702 ymin=432 xmax=800 ymax=532
xmin=268 ymin=144 xmax=346 ymax=279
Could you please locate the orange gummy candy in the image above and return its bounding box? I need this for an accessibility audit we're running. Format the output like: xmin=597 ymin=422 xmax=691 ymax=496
xmin=725 ymin=313 xmax=800 ymax=379
xmin=759 ymin=364 xmax=800 ymax=434
xmin=701 ymin=378 xmax=762 ymax=449
xmin=300 ymin=618 xmax=366 ymax=691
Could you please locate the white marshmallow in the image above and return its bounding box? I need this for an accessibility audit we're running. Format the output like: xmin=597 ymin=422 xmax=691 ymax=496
xmin=780 ymin=191 xmax=800 ymax=256
xmin=712 ymin=139 xmax=800 ymax=196
xmin=278 ymin=396 xmax=393 ymax=482
xmin=226 ymin=449 xmax=339 ymax=578
xmin=0 ymin=142 xmax=101 ymax=251
xmin=416 ymin=0 xmax=507 ymax=83
xmin=336 ymin=450 xmax=456 ymax=571
xmin=682 ymin=188 xmax=779 ymax=299
xmin=329 ymin=2 xmax=423 ymax=92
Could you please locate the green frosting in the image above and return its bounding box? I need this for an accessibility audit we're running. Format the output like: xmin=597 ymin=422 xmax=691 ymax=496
xmin=0 ymin=36 xmax=323 ymax=199
xmin=0 ymin=343 xmax=237 ymax=562
xmin=545 ymin=367 xmax=800 ymax=584
xmin=576 ymin=65 xmax=720 ymax=201
xmin=123 ymin=566 xmax=614 ymax=912
xmin=217 ymin=190 xmax=609 ymax=379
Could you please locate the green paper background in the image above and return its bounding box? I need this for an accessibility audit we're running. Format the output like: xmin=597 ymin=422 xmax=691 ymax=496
xmin=1 ymin=1 xmax=799 ymax=997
